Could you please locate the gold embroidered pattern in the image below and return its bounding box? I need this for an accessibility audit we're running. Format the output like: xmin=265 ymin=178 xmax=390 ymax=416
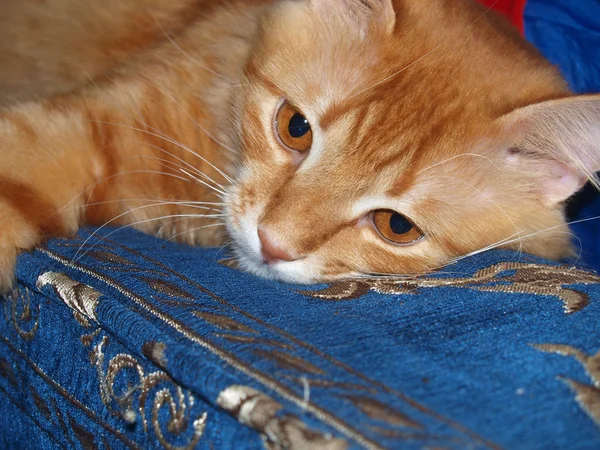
xmin=40 ymin=245 xmax=501 ymax=450
xmin=343 ymin=395 xmax=422 ymax=429
xmin=37 ymin=272 xmax=101 ymax=322
xmin=299 ymin=262 xmax=600 ymax=313
xmin=4 ymin=288 xmax=40 ymax=340
xmin=535 ymin=344 xmax=600 ymax=427
xmin=92 ymin=336 xmax=207 ymax=450
xmin=217 ymin=385 xmax=348 ymax=450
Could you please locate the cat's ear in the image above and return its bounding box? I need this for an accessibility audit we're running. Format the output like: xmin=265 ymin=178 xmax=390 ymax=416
xmin=497 ymin=94 xmax=600 ymax=206
xmin=310 ymin=0 xmax=396 ymax=35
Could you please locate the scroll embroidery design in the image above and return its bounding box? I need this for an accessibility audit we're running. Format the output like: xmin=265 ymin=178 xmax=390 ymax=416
xmin=92 ymin=336 xmax=207 ymax=450
xmin=34 ymin=268 xmax=209 ymax=449
xmin=535 ymin=344 xmax=600 ymax=428
xmin=299 ymin=262 xmax=600 ymax=313
xmin=40 ymin=240 xmax=504 ymax=449
xmin=3 ymin=287 xmax=40 ymax=340
xmin=217 ymin=385 xmax=348 ymax=450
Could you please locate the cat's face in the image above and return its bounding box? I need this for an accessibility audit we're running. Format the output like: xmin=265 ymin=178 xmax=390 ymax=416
xmin=225 ymin=0 xmax=596 ymax=283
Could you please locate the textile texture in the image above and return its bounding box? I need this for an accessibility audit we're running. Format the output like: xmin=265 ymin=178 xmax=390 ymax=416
xmin=2 ymin=1 xmax=600 ymax=449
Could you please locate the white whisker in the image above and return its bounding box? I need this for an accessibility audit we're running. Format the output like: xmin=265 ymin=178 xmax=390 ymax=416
xmin=164 ymin=222 xmax=225 ymax=243
xmin=73 ymin=200 xmax=225 ymax=260
xmin=350 ymin=43 xmax=444 ymax=100
xmin=438 ymin=175 xmax=524 ymax=257
xmin=60 ymin=198 xmax=223 ymax=214
xmin=150 ymin=11 xmax=234 ymax=84
xmin=416 ymin=153 xmax=501 ymax=175
xmin=88 ymin=120 xmax=234 ymax=185
xmin=180 ymin=169 xmax=227 ymax=196
xmin=451 ymin=215 xmax=600 ymax=265
xmin=150 ymin=82 xmax=238 ymax=159
xmin=350 ymin=0 xmax=501 ymax=98
xmin=77 ymin=214 xmax=225 ymax=260
xmin=130 ymin=141 xmax=230 ymax=192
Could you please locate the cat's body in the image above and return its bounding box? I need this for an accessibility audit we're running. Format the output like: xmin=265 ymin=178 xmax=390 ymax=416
xmin=0 ymin=0 xmax=599 ymax=288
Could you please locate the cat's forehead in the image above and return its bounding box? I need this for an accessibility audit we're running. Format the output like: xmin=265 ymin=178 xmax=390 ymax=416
xmin=255 ymin=0 xmax=565 ymax=115
xmin=248 ymin=0 xmax=569 ymax=190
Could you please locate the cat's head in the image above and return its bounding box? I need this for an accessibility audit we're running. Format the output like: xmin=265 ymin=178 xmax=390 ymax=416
xmin=225 ymin=0 xmax=600 ymax=283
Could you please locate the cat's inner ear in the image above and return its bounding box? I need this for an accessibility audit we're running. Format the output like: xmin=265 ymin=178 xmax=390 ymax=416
xmin=498 ymin=94 xmax=600 ymax=206
xmin=310 ymin=0 xmax=396 ymax=35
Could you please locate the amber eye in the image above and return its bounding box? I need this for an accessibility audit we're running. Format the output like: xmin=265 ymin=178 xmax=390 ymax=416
xmin=372 ymin=210 xmax=424 ymax=245
xmin=274 ymin=100 xmax=312 ymax=152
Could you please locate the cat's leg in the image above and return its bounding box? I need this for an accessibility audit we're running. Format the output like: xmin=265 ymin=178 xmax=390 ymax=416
xmin=0 ymin=101 xmax=105 ymax=289
xmin=0 ymin=84 xmax=229 ymax=291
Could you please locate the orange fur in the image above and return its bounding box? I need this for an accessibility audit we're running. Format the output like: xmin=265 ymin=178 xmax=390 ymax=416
xmin=0 ymin=0 xmax=598 ymax=288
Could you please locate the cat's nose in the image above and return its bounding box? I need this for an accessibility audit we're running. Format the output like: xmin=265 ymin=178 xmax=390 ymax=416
xmin=258 ymin=227 xmax=297 ymax=264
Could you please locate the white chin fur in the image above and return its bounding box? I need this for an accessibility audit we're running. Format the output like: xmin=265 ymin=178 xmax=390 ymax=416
xmin=236 ymin=253 xmax=328 ymax=284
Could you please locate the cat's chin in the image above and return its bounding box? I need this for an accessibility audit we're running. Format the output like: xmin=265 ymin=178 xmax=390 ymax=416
xmin=233 ymin=251 xmax=348 ymax=285
xmin=236 ymin=255 xmax=322 ymax=284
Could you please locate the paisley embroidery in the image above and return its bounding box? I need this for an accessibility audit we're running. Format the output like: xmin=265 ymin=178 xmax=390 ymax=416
xmin=535 ymin=344 xmax=600 ymax=427
xmin=299 ymin=262 xmax=600 ymax=313
xmin=217 ymin=385 xmax=348 ymax=450
xmin=37 ymin=272 xmax=101 ymax=322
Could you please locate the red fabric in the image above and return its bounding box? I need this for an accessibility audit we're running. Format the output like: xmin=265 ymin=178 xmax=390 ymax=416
xmin=478 ymin=0 xmax=527 ymax=34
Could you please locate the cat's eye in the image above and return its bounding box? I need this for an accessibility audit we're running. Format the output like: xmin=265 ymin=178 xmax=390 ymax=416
xmin=274 ymin=100 xmax=312 ymax=153
xmin=372 ymin=210 xmax=424 ymax=245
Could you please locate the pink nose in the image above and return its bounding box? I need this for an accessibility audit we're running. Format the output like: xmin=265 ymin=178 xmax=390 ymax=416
xmin=258 ymin=228 xmax=296 ymax=263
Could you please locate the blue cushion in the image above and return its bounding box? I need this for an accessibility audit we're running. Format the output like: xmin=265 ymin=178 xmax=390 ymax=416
xmin=2 ymin=227 xmax=600 ymax=449
xmin=3 ymin=2 xmax=600 ymax=448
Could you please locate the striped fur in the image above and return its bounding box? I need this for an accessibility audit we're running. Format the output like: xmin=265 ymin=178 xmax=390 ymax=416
xmin=0 ymin=0 xmax=598 ymax=287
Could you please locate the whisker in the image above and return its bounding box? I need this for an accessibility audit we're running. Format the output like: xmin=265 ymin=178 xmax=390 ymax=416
xmin=155 ymin=215 xmax=195 ymax=239
xmin=164 ymin=222 xmax=225 ymax=243
xmin=444 ymin=215 xmax=600 ymax=268
xmin=73 ymin=200 xmax=225 ymax=260
xmin=88 ymin=120 xmax=234 ymax=185
xmin=149 ymin=11 xmax=235 ymax=84
xmin=143 ymin=143 xmax=229 ymax=189
xmin=56 ymin=167 xmax=228 ymax=216
xmin=100 ymin=169 xmax=191 ymax=183
xmin=61 ymin=199 xmax=223 ymax=214
xmin=355 ymin=269 xmax=480 ymax=279
xmin=82 ymin=74 xmax=234 ymax=185
xmin=150 ymin=82 xmax=238 ymax=159
xmin=350 ymin=43 xmax=444 ymax=100
xmin=350 ymin=0 xmax=501 ymax=99
xmin=109 ymin=156 xmax=228 ymax=195
xmin=438 ymin=175 xmax=524 ymax=257
xmin=214 ymin=240 xmax=233 ymax=259
xmin=110 ymin=140 xmax=230 ymax=194
xmin=416 ymin=153 xmax=501 ymax=175
xmin=570 ymin=234 xmax=584 ymax=269
xmin=77 ymin=214 xmax=225 ymax=260
xmin=180 ymin=168 xmax=227 ymax=196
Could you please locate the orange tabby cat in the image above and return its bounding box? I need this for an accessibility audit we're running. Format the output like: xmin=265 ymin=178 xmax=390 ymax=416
xmin=0 ymin=0 xmax=598 ymax=288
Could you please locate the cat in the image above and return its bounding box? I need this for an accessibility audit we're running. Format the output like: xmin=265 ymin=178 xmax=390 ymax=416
xmin=0 ymin=0 xmax=599 ymax=289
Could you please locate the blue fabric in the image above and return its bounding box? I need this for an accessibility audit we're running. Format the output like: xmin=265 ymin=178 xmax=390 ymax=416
xmin=2 ymin=2 xmax=600 ymax=449
xmin=1 ymin=248 xmax=261 ymax=449
xmin=2 ymin=227 xmax=600 ymax=449
xmin=525 ymin=0 xmax=600 ymax=271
